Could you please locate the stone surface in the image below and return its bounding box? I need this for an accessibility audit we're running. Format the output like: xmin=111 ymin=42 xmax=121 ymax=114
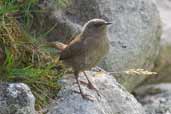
xmin=27 ymin=1 xmax=81 ymax=43
xmin=143 ymin=0 xmax=171 ymax=84
xmin=47 ymin=71 xmax=145 ymax=114
xmin=0 ymin=83 xmax=35 ymax=114
xmin=135 ymin=83 xmax=171 ymax=114
xmin=154 ymin=0 xmax=171 ymax=44
xmin=29 ymin=0 xmax=161 ymax=91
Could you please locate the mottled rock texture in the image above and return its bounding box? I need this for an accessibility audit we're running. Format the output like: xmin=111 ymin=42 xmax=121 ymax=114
xmin=47 ymin=71 xmax=145 ymax=114
xmin=135 ymin=84 xmax=171 ymax=114
xmin=0 ymin=83 xmax=35 ymax=114
xmin=143 ymin=0 xmax=171 ymax=84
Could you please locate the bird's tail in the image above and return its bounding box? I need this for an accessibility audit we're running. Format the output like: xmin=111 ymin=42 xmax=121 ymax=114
xmin=46 ymin=41 xmax=67 ymax=51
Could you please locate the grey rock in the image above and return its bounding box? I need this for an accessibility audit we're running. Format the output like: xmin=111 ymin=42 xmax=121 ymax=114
xmin=142 ymin=0 xmax=171 ymax=84
xmin=29 ymin=0 xmax=161 ymax=91
xmin=135 ymin=84 xmax=171 ymax=114
xmin=0 ymin=83 xmax=35 ymax=114
xmin=27 ymin=1 xmax=81 ymax=43
xmin=47 ymin=71 xmax=145 ymax=114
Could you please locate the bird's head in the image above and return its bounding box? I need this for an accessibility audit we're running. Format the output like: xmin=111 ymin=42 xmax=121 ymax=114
xmin=82 ymin=18 xmax=112 ymax=34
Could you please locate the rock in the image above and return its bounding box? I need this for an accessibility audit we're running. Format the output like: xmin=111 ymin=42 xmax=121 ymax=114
xmin=142 ymin=0 xmax=171 ymax=84
xmin=47 ymin=71 xmax=145 ymax=114
xmin=26 ymin=1 xmax=81 ymax=43
xmin=27 ymin=0 xmax=161 ymax=91
xmin=0 ymin=83 xmax=36 ymax=114
xmin=93 ymin=0 xmax=161 ymax=91
xmin=134 ymin=83 xmax=171 ymax=114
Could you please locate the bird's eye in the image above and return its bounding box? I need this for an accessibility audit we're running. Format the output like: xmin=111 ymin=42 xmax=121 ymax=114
xmin=94 ymin=23 xmax=103 ymax=28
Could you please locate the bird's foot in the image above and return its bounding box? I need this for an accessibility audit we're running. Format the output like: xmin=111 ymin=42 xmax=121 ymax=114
xmin=72 ymin=90 xmax=94 ymax=101
xmin=79 ymin=80 xmax=88 ymax=85
xmin=79 ymin=81 xmax=101 ymax=97
xmin=88 ymin=83 xmax=101 ymax=97
xmin=81 ymin=93 xmax=94 ymax=101
xmin=73 ymin=80 xmax=88 ymax=85
xmin=78 ymin=80 xmax=97 ymax=90
xmin=87 ymin=82 xmax=96 ymax=90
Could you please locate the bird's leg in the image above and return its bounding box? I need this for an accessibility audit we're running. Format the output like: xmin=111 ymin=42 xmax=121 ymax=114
xmin=83 ymin=72 xmax=101 ymax=97
xmin=83 ymin=72 xmax=96 ymax=89
xmin=74 ymin=72 xmax=93 ymax=101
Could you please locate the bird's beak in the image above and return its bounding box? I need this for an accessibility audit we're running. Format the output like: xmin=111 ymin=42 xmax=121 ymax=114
xmin=105 ymin=22 xmax=112 ymax=25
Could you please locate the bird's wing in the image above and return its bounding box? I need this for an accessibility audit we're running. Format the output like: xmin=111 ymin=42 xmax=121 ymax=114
xmin=60 ymin=35 xmax=85 ymax=60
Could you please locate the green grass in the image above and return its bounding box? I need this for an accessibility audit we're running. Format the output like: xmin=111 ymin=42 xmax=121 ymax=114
xmin=0 ymin=17 xmax=65 ymax=109
xmin=0 ymin=0 xmax=69 ymax=111
xmin=0 ymin=0 xmax=70 ymax=30
xmin=55 ymin=0 xmax=71 ymax=9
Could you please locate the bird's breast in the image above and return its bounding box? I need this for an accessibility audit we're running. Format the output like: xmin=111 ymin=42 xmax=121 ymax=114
xmin=83 ymin=34 xmax=109 ymax=68
xmin=64 ymin=34 xmax=109 ymax=72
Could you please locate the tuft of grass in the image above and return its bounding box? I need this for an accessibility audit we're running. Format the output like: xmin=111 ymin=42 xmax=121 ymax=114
xmin=55 ymin=0 xmax=71 ymax=9
xmin=0 ymin=0 xmax=39 ymax=30
xmin=0 ymin=0 xmax=71 ymax=31
xmin=0 ymin=0 xmax=69 ymax=111
xmin=0 ymin=16 xmax=67 ymax=110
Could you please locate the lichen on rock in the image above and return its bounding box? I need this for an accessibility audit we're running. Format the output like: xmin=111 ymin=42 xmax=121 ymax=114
xmin=0 ymin=83 xmax=35 ymax=114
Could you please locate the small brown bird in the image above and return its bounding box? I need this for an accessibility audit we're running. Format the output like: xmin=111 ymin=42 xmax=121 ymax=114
xmin=51 ymin=19 xmax=111 ymax=100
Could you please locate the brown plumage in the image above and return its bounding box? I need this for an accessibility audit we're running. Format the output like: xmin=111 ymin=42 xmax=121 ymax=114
xmin=52 ymin=19 xmax=111 ymax=100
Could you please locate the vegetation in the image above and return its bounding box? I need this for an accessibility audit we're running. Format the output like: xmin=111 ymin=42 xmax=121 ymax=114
xmin=0 ymin=0 xmax=69 ymax=110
